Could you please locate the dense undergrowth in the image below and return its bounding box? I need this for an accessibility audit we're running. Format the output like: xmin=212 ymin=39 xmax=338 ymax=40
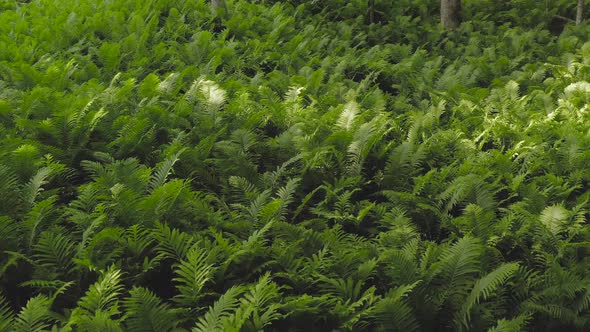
xmin=2 ymin=0 xmax=590 ymax=330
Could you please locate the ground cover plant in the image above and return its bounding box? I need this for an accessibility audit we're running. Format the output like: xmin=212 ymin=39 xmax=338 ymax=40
xmin=2 ymin=0 xmax=590 ymax=330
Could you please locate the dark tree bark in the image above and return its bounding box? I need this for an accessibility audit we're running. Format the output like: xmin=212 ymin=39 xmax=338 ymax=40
xmin=577 ymin=0 xmax=585 ymax=25
xmin=441 ymin=0 xmax=461 ymax=30
xmin=368 ymin=0 xmax=375 ymax=24
xmin=211 ymin=0 xmax=226 ymax=16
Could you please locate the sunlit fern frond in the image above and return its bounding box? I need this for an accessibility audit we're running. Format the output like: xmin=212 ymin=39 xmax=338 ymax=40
xmin=336 ymin=100 xmax=360 ymax=131
xmin=20 ymin=167 xmax=53 ymax=212
xmin=197 ymin=78 xmax=227 ymax=111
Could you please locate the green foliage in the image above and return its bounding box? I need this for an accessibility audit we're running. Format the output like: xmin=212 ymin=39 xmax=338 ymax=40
xmin=12 ymin=295 xmax=55 ymax=332
xmin=66 ymin=266 xmax=125 ymax=330
xmin=173 ymin=246 xmax=215 ymax=308
xmin=0 ymin=296 xmax=13 ymax=332
xmin=1 ymin=0 xmax=590 ymax=330
xmin=123 ymin=287 xmax=179 ymax=332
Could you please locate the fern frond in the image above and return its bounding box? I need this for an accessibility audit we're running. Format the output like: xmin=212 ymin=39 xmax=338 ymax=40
xmin=123 ymin=287 xmax=179 ymax=332
xmin=0 ymin=216 xmax=19 ymax=252
xmin=341 ymin=285 xmax=380 ymax=331
xmin=24 ymin=196 xmax=57 ymax=248
xmin=0 ymin=295 xmax=13 ymax=332
xmin=77 ymin=266 xmax=124 ymax=316
xmin=193 ymin=286 xmax=244 ymax=332
xmin=68 ymin=183 xmax=100 ymax=213
xmin=336 ymin=100 xmax=359 ymax=131
xmin=76 ymin=213 xmax=106 ymax=265
xmin=487 ymin=314 xmax=531 ymax=332
xmin=197 ymin=79 xmax=227 ymax=111
xmin=228 ymin=176 xmax=259 ymax=202
xmin=435 ymin=237 xmax=482 ymax=299
xmin=33 ymin=231 xmax=76 ymax=275
xmin=539 ymin=204 xmax=569 ymax=236
xmin=384 ymin=142 xmax=426 ymax=188
xmin=20 ymin=167 xmax=52 ymax=211
xmin=369 ymin=282 xmax=420 ymax=332
xmin=240 ymin=273 xmax=283 ymax=331
xmin=152 ymin=222 xmax=195 ymax=260
xmin=123 ymin=224 xmax=153 ymax=256
xmin=245 ymin=190 xmax=272 ymax=222
xmin=347 ymin=122 xmax=376 ymax=176
xmin=239 ymin=220 xmax=274 ymax=254
xmin=275 ymin=177 xmax=300 ymax=219
xmin=319 ymin=276 xmax=364 ymax=301
xmin=12 ymin=295 xmax=54 ymax=332
xmin=70 ymin=309 xmax=124 ymax=332
xmin=457 ymin=262 xmax=520 ymax=329
xmin=147 ymin=149 xmax=185 ymax=193
xmin=261 ymin=154 xmax=302 ymax=191
xmin=157 ymin=72 xmax=180 ymax=95
xmin=0 ymin=165 xmax=19 ymax=215
xmin=173 ymin=246 xmax=215 ymax=307
xmin=438 ymin=174 xmax=497 ymax=214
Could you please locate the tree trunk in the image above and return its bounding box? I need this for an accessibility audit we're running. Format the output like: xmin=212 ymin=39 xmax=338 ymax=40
xmin=368 ymin=0 xmax=375 ymax=24
xmin=211 ymin=0 xmax=226 ymax=16
xmin=577 ymin=0 xmax=585 ymax=25
xmin=441 ymin=0 xmax=461 ymax=30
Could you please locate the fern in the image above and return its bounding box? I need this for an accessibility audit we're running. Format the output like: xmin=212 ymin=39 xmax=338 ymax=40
xmin=0 ymin=216 xmax=19 ymax=252
xmin=368 ymin=282 xmax=420 ymax=332
xmin=0 ymin=165 xmax=19 ymax=215
xmin=76 ymin=214 xmax=106 ymax=265
xmin=539 ymin=204 xmax=569 ymax=237
xmin=123 ymin=287 xmax=179 ymax=332
xmin=432 ymin=236 xmax=483 ymax=311
xmin=33 ymin=231 xmax=76 ymax=275
xmin=123 ymin=224 xmax=153 ymax=256
xmin=24 ymin=196 xmax=57 ymax=248
xmin=12 ymin=295 xmax=54 ymax=332
xmin=336 ymin=100 xmax=360 ymax=131
xmin=147 ymin=149 xmax=185 ymax=193
xmin=487 ymin=314 xmax=531 ymax=332
xmin=152 ymin=222 xmax=195 ymax=260
xmin=384 ymin=142 xmax=427 ymax=189
xmin=0 ymin=295 xmax=13 ymax=332
xmin=68 ymin=265 xmax=124 ymax=330
xmin=438 ymin=174 xmax=498 ymax=214
xmin=456 ymin=262 xmax=520 ymax=329
xmin=260 ymin=154 xmax=302 ymax=191
xmin=193 ymin=286 xmax=244 ymax=332
xmin=234 ymin=273 xmax=283 ymax=331
xmin=197 ymin=78 xmax=227 ymax=111
xmin=173 ymin=246 xmax=215 ymax=307
xmin=20 ymin=166 xmax=52 ymax=211
xmin=347 ymin=122 xmax=376 ymax=176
